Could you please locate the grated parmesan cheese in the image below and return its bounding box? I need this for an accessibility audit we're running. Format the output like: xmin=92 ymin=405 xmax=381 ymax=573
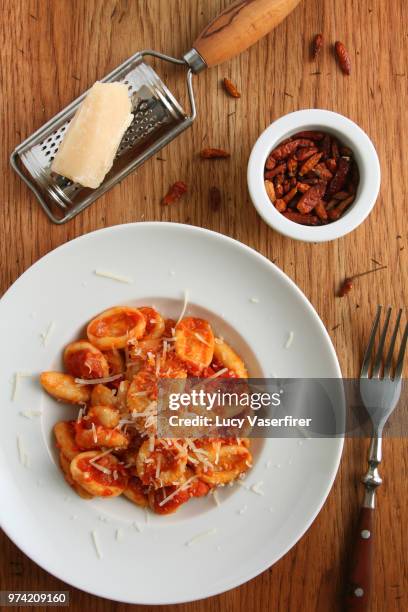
xmin=11 ymin=372 xmax=33 ymax=402
xmin=92 ymin=462 xmax=111 ymax=475
xmin=40 ymin=321 xmax=56 ymax=346
xmin=115 ymin=528 xmax=124 ymax=541
xmin=212 ymin=490 xmax=221 ymax=506
xmin=158 ymin=475 xmax=197 ymax=507
xmin=251 ymin=481 xmax=265 ymax=496
xmin=205 ymin=367 xmax=228 ymax=380
xmin=94 ymin=269 xmax=133 ymax=284
xmin=238 ymin=505 xmax=248 ymax=515
xmin=91 ymin=422 xmax=98 ymax=444
xmin=133 ymin=522 xmax=143 ymax=532
xmin=75 ymin=373 xmax=123 ymax=385
xmin=91 ymin=530 xmax=103 ymax=559
xmin=250 ymin=297 xmax=259 ymax=304
xmin=176 ymin=289 xmax=189 ymax=325
xmin=16 ymin=435 xmax=28 ymax=466
xmin=20 ymin=410 xmax=42 ymax=419
xmin=285 ymin=331 xmax=295 ymax=349
xmin=185 ymin=528 xmax=217 ymax=547
xmin=194 ymin=332 xmax=211 ymax=347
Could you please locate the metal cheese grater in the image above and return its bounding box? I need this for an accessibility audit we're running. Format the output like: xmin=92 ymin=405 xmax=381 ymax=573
xmin=10 ymin=0 xmax=301 ymax=223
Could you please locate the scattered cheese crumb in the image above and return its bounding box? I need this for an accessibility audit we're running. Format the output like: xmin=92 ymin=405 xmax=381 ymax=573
xmin=237 ymin=505 xmax=247 ymax=515
xmin=250 ymin=297 xmax=259 ymax=304
xmin=133 ymin=522 xmax=143 ymax=533
xmin=70 ymin=515 xmax=78 ymax=520
xmin=169 ymin=269 xmax=176 ymax=276
xmin=206 ymin=367 xmax=228 ymax=380
xmin=285 ymin=331 xmax=294 ymax=349
xmin=212 ymin=490 xmax=221 ymax=506
xmin=94 ymin=270 xmax=133 ymax=284
xmin=91 ymin=530 xmax=103 ymax=559
xmin=265 ymin=459 xmax=273 ymax=468
xmin=115 ymin=528 xmax=124 ymax=541
xmin=185 ymin=528 xmax=217 ymax=547
xmin=236 ymin=480 xmax=249 ymax=489
xmin=176 ymin=289 xmax=189 ymax=325
xmin=11 ymin=372 xmax=33 ymax=401
xmin=251 ymin=481 xmax=265 ymax=496
xmin=16 ymin=435 xmax=28 ymax=466
xmin=216 ymin=545 xmax=222 ymax=552
xmin=20 ymin=410 xmax=42 ymax=419
xmin=40 ymin=321 xmax=56 ymax=346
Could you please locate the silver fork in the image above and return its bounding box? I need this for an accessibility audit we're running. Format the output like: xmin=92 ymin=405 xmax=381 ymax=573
xmin=345 ymin=305 xmax=407 ymax=611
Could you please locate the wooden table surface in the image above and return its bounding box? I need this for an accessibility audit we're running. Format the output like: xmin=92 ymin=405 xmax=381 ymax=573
xmin=1 ymin=0 xmax=407 ymax=610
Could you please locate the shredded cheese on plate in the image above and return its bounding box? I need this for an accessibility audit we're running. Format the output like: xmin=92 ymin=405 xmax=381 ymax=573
xmin=94 ymin=269 xmax=133 ymax=284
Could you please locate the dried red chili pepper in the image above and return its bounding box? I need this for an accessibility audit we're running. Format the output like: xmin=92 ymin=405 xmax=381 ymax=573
xmin=297 ymin=182 xmax=311 ymax=193
xmin=327 ymin=156 xmax=351 ymax=196
xmin=313 ymin=162 xmax=333 ymax=180
xmin=321 ymin=134 xmax=331 ymax=158
xmin=264 ymin=163 xmax=287 ymax=179
xmin=296 ymin=147 xmax=318 ymax=161
xmin=328 ymin=194 xmax=355 ymax=220
xmin=338 ymin=278 xmax=353 ymax=297
xmin=287 ymin=156 xmax=298 ymax=176
xmin=315 ymin=200 xmax=328 ymax=221
xmin=271 ymin=140 xmax=299 ymax=161
xmin=299 ymin=152 xmax=323 ymax=176
xmin=283 ymin=211 xmax=320 ymax=225
xmin=293 ymin=130 xmax=324 ymax=141
xmin=275 ymin=184 xmax=284 ymax=198
xmin=200 ymin=148 xmax=230 ymax=159
xmin=223 ymin=77 xmax=241 ymax=98
xmin=331 ymin=139 xmax=340 ymax=159
xmin=312 ymin=34 xmax=324 ymax=60
xmin=283 ymin=186 xmax=298 ymax=204
xmin=264 ymin=180 xmax=276 ymax=203
xmin=338 ymin=266 xmax=387 ymax=297
xmin=275 ymin=198 xmax=287 ymax=212
xmin=271 ymin=139 xmax=314 ymax=161
xmin=335 ymin=41 xmax=351 ymax=75
xmin=282 ymin=179 xmax=291 ymax=194
xmin=209 ymin=186 xmax=221 ymax=211
xmin=265 ymin=155 xmax=277 ymax=170
xmin=162 ymin=181 xmax=187 ymax=205
xmin=325 ymin=158 xmax=338 ymax=173
xmin=297 ymin=182 xmax=326 ymax=214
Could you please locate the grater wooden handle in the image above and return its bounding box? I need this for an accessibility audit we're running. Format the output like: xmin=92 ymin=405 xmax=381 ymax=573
xmin=192 ymin=0 xmax=302 ymax=68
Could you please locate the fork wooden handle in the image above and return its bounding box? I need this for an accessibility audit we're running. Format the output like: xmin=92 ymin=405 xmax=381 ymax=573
xmin=193 ymin=0 xmax=301 ymax=68
xmin=345 ymin=506 xmax=374 ymax=611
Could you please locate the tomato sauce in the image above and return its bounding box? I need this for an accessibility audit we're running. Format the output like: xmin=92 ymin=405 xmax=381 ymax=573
xmin=66 ymin=349 xmax=106 ymax=379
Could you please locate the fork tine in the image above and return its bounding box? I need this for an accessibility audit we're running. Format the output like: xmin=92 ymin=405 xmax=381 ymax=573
xmin=361 ymin=305 xmax=382 ymax=378
xmin=383 ymin=309 xmax=403 ymax=378
xmin=372 ymin=306 xmax=392 ymax=378
xmin=394 ymin=322 xmax=408 ymax=381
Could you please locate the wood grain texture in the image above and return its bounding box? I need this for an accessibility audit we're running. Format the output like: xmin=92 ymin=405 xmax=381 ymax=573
xmin=0 ymin=1 xmax=407 ymax=611
xmin=193 ymin=0 xmax=302 ymax=68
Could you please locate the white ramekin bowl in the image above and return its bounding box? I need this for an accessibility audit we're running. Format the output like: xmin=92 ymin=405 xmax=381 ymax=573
xmin=247 ymin=109 xmax=380 ymax=242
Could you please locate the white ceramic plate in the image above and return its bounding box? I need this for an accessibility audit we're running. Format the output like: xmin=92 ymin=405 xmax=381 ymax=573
xmin=0 ymin=223 xmax=343 ymax=604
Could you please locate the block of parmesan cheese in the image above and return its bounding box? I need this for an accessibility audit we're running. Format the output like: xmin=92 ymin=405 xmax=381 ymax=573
xmin=51 ymin=82 xmax=133 ymax=189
